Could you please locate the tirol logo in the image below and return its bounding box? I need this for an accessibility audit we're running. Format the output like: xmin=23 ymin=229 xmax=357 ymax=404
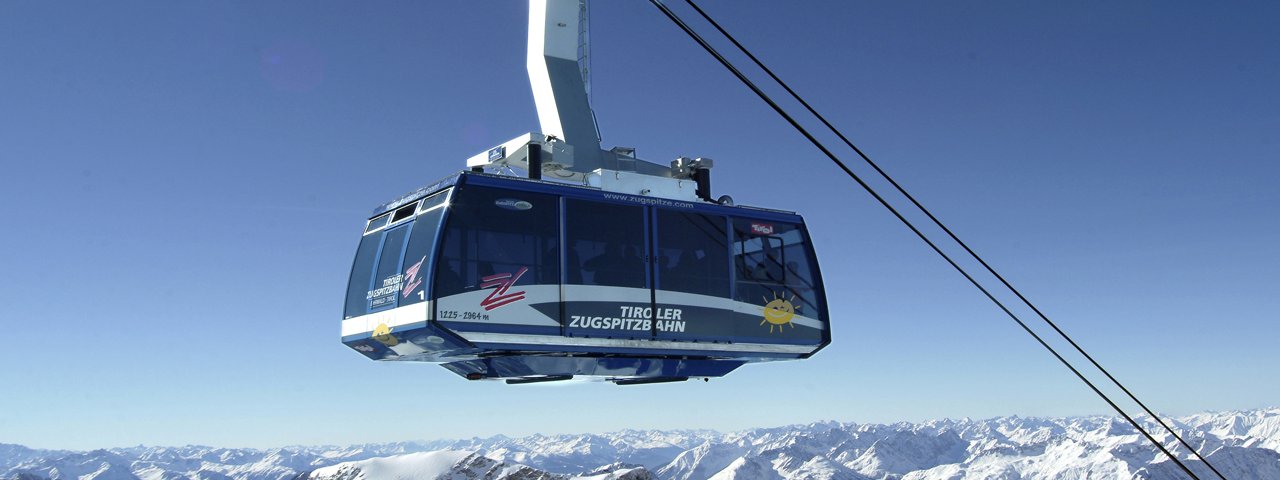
xmin=751 ymin=222 xmax=775 ymax=235
xmin=494 ymin=198 xmax=533 ymax=211
xmin=480 ymin=266 xmax=528 ymax=311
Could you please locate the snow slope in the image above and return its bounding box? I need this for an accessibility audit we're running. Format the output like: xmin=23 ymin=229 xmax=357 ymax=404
xmin=299 ymin=450 xmax=652 ymax=480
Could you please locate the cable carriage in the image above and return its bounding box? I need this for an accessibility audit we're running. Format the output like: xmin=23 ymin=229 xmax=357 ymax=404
xmin=342 ymin=171 xmax=829 ymax=382
xmin=340 ymin=0 xmax=829 ymax=383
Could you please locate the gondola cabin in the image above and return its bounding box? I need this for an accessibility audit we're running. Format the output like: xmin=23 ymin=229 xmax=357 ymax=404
xmin=341 ymin=171 xmax=829 ymax=384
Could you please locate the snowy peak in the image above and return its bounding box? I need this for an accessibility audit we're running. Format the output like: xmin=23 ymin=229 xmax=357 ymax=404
xmin=654 ymin=441 xmax=747 ymax=480
xmin=299 ymin=451 xmax=652 ymax=480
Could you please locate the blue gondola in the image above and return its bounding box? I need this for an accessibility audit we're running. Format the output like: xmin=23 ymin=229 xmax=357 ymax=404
xmin=341 ymin=171 xmax=828 ymax=383
xmin=340 ymin=0 xmax=829 ymax=383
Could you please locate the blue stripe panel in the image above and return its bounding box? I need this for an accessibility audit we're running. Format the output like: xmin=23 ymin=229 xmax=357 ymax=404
xmin=647 ymin=333 xmax=822 ymax=346
xmin=437 ymin=321 xmax=562 ymax=336
xmin=469 ymin=341 xmax=805 ymax=360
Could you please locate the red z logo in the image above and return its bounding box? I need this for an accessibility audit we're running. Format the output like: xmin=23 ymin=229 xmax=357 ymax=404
xmin=401 ymin=256 xmax=426 ymax=298
xmin=479 ymin=267 xmax=528 ymax=311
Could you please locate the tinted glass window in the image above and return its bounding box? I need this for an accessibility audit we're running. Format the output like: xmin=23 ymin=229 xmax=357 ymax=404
xmin=434 ymin=186 xmax=559 ymax=298
xmin=391 ymin=203 xmax=417 ymax=223
xmin=369 ymin=225 xmax=410 ymax=311
xmin=418 ymin=191 xmax=448 ymax=213
xmin=366 ymin=214 xmax=389 ymax=233
xmin=656 ymin=210 xmax=729 ymax=297
xmin=566 ymin=200 xmax=646 ymax=288
xmin=399 ymin=191 xmax=449 ymax=305
xmin=344 ymin=231 xmax=383 ymax=319
xmin=733 ymin=219 xmax=821 ymax=317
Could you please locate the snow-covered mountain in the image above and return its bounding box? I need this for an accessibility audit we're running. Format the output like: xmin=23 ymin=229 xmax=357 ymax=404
xmin=297 ymin=450 xmax=652 ymax=480
xmin=4 ymin=408 xmax=1278 ymax=480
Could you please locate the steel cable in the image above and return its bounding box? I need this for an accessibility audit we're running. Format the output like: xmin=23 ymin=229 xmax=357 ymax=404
xmin=646 ymin=1 xmax=1209 ymax=478
xmin=676 ymin=2 xmax=1228 ymax=479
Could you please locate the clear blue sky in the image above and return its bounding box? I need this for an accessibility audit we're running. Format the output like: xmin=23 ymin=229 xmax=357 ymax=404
xmin=1 ymin=1 xmax=1276 ymax=450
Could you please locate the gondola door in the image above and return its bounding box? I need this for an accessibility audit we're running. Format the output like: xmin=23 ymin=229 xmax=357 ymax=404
xmin=651 ymin=209 xmax=736 ymax=343
xmin=367 ymin=223 xmax=412 ymax=314
xmin=561 ymin=199 xmax=653 ymax=340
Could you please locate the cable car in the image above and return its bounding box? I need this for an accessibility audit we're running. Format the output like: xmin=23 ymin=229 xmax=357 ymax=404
xmin=339 ymin=0 xmax=829 ymax=384
xmin=341 ymin=169 xmax=829 ymax=383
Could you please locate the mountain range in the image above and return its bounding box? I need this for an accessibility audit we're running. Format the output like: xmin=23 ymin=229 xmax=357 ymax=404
xmin=4 ymin=407 xmax=1277 ymax=479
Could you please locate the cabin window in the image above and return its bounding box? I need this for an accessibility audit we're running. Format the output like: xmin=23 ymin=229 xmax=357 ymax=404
xmin=390 ymin=202 xmax=417 ymax=224
xmin=433 ymin=186 xmax=559 ymax=299
xmin=399 ymin=191 xmax=449 ymax=305
xmin=369 ymin=225 xmax=410 ymax=311
xmin=344 ymin=231 xmax=383 ymax=319
xmin=566 ymin=200 xmax=647 ymax=288
xmin=417 ymin=190 xmax=448 ymax=214
xmin=732 ymin=219 xmax=821 ymax=317
xmin=365 ymin=214 xmax=390 ymax=233
xmin=655 ymin=210 xmax=730 ymax=298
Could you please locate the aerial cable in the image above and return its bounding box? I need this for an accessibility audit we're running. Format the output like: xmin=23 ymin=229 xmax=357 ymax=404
xmin=676 ymin=2 xmax=1228 ymax=479
xmin=645 ymin=1 xmax=1207 ymax=479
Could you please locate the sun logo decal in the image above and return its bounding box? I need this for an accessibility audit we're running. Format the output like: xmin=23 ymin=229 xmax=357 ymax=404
xmin=371 ymin=323 xmax=400 ymax=347
xmin=760 ymin=292 xmax=796 ymax=333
